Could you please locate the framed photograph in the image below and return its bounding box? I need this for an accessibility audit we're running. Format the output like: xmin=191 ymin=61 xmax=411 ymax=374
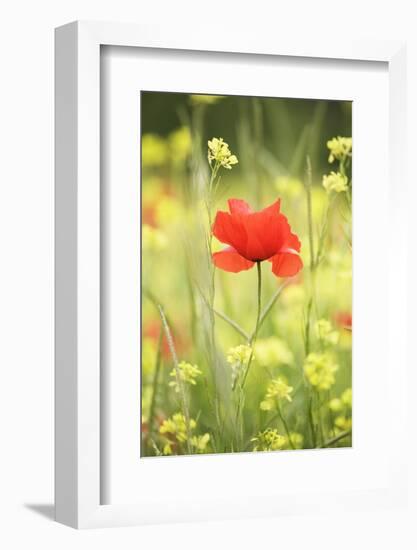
xmin=55 ymin=21 xmax=407 ymax=528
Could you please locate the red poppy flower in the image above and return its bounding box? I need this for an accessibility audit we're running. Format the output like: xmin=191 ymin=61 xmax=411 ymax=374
xmin=143 ymin=320 xmax=190 ymax=358
xmin=334 ymin=311 xmax=352 ymax=331
xmin=212 ymin=198 xmax=303 ymax=277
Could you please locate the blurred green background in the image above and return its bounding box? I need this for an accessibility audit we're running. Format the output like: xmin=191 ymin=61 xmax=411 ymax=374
xmin=141 ymin=91 xmax=351 ymax=179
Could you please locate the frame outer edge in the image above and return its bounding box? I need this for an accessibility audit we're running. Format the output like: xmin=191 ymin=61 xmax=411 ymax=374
xmin=55 ymin=21 xmax=79 ymax=528
xmin=54 ymin=19 xmax=408 ymax=528
xmin=387 ymin=44 xmax=408 ymax=498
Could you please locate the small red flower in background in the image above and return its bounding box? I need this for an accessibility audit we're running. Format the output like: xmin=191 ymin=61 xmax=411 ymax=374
xmin=143 ymin=320 xmax=190 ymax=358
xmin=334 ymin=311 xmax=352 ymax=331
xmin=212 ymin=198 xmax=303 ymax=278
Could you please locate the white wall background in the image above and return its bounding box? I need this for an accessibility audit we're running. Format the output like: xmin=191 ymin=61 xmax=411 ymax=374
xmin=0 ymin=1 xmax=416 ymax=548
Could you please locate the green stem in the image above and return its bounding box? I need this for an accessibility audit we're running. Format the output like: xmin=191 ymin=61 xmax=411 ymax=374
xmin=204 ymin=161 xmax=223 ymax=435
xmin=276 ymin=400 xmax=295 ymax=450
xmin=308 ymin=393 xmax=317 ymax=448
xmin=213 ymin=308 xmax=250 ymax=341
xmin=241 ymin=261 xmax=262 ymax=387
xmin=249 ymin=280 xmax=289 ymax=342
xmin=233 ymin=262 xmax=262 ymax=450
xmin=147 ymin=325 xmax=163 ymax=437
xmin=318 ymin=429 xmax=351 ymax=448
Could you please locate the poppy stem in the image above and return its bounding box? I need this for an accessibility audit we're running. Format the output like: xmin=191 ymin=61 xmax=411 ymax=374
xmin=234 ymin=262 xmax=262 ymax=449
xmin=255 ymin=260 xmax=262 ymax=340
xmin=241 ymin=261 xmax=262 ymax=388
xmin=249 ymin=280 xmax=289 ymax=341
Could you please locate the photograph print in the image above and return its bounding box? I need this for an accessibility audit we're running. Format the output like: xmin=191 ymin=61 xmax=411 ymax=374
xmin=140 ymin=92 xmax=352 ymax=457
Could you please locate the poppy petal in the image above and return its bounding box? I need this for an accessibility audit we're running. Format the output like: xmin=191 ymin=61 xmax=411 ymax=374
xmin=260 ymin=199 xmax=281 ymax=216
xmin=243 ymin=210 xmax=290 ymax=261
xmin=286 ymin=230 xmax=301 ymax=252
xmin=212 ymin=247 xmax=255 ymax=273
xmin=270 ymin=249 xmax=303 ymax=278
xmin=212 ymin=211 xmax=247 ymax=253
xmin=228 ymin=199 xmax=252 ymax=215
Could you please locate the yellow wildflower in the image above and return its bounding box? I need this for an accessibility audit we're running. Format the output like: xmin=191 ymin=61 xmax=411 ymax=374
xmin=191 ymin=433 xmax=211 ymax=453
xmin=169 ymin=361 xmax=202 ymax=393
xmin=304 ymin=352 xmax=338 ymax=391
xmin=159 ymin=413 xmax=197 ymax=443
xmin=315 ymin=319 xmax=339 ymax=346
xmin=227 ymin=344 xmax=252 ymax=365
xmin=227 ymin=344 xmax=252 ymax=386
xmin=162 ymin=442 xmax=173 ymax=455
xmin=252 ymin=429 xmax=286 ymax=451
xmin=341 ymin=387 xmax=352 ymax=408
xmin=328 ymin=398 xmax=343 ymax=412
xmin=207 ymin=137 xmax=238 ymax=170
xmin=328 ymin=388 xmax=352 ymax=414
xmin=322 ymin=171 xmax=348 ymax=193
xmin=334 ymin=415 xmax=352 ymax=431
xmin=327 ymin=136 xmax=352 ymax=163
xmin=260 ymin=376 xmax=293 ymax=410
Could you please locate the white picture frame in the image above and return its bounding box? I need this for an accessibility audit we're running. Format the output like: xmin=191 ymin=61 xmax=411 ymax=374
xmin=55 ymin=20 xmax=407 ymax=529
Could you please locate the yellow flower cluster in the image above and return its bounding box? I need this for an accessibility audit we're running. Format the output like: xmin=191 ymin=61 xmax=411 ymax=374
xmin=329 ymin=388 xmax=352 ymax=434
xmin=334 ymin=415 xmax=352 ymax=431
xmin=328 ymin=387 xmax=352 ymax=412
xmin=227 ymin=344 xmax=252 ymax=365
xmin=304 ymin=352 xmax=338 ymax=391
xmin=327 ymin=136 xmax=352 ymax=163
xmin=159 ymin=413 xmax=210 ymax=455
xmin=341 ymin=387 xmax=352 ymax=407
xmin=315 ymin=319 xmax=339 ymax=347
xmin=169 ymin=361 xmax=202 ymax=393
xmin=260 ymin=377 xmax=293 ymax=410
xmin=227 ymin=344 xmax=252 ymax=386
xmin=190 ymin=433 xmax=211 ymax=453
xmin=252 ymin=429 xmax=286 ymax=451
xmin=255 ymin=337 xmax=294 ymax=367
xmin=159 ymin=413 xmax=196 ymax=443
xmin=207 ymin=137 xmax=238 ymax=170
xmin=322 ymin=171 xmax=348 ymax=194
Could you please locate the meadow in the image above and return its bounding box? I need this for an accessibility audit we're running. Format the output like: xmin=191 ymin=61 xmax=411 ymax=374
xmin=141 ymin=93 xmax=352 ymax=456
